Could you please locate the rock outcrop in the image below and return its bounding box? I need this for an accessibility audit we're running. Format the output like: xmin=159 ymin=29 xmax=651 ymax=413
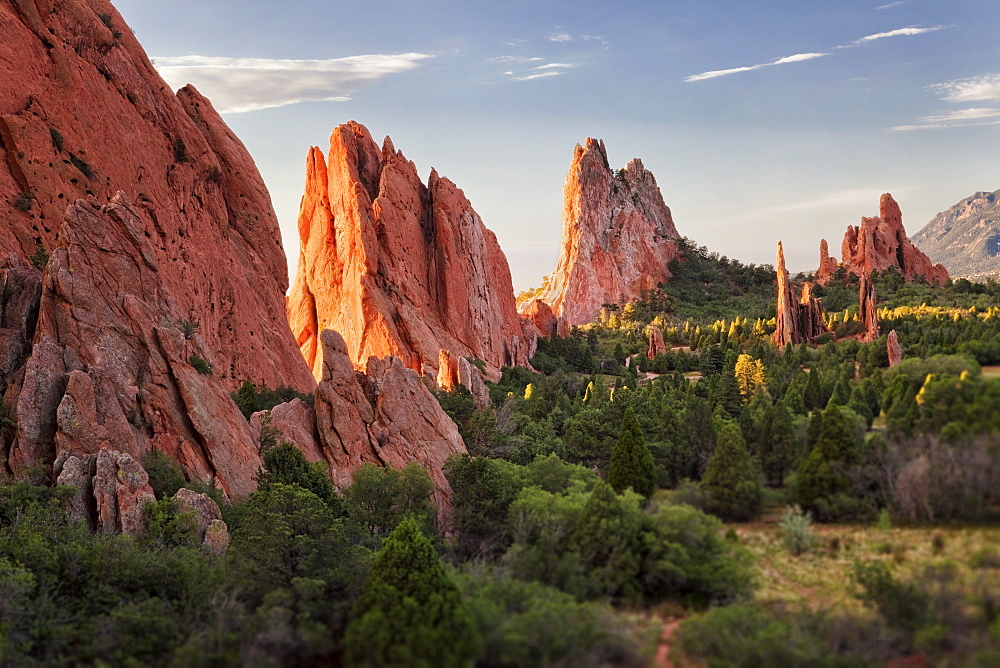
xmin=55 ymin=448 xmax=155 ymax=534
xmin=521 ymin=138 xmax=680 ymax=327
xmin=859 ymin=273 xmax=880 ymax=343
xmin=287 ymin=122 xmax=532 ymax=383
xmin=775 ymin=242 xmax=828 ymax=346
xmin=817 ymin=194 xmax=949 ymax=285
xmin=519 ymin=298 xmax=567 ymax=340
xmin=646 ymin=326 xmax=666 ymax=360
xmin=311 ymin=330 xmax=467 ymax=498
xmin=887 ymin=329 xmax=903 ymax=367
xmin=0 ymin=0 xmax=314 ymax=494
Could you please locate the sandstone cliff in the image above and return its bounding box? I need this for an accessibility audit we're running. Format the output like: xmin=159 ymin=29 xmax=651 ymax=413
xmin=0 ymin=0 xmax=314 ymax=496
xmin=817 ymin=193 xmax=948 ymax=285
xmin=287 ymin=122 xmax=533 ymax=383
xmin=523 ymin=138 xmax=680 ymax=327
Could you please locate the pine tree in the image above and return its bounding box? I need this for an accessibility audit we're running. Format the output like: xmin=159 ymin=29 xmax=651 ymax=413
xmin=608 ymin=407 xmax=656 ymax=497
xmin=343 ymin=518 xmax=482 ymax=667
xmin=702 ymin=422 xmax=762 ymax=521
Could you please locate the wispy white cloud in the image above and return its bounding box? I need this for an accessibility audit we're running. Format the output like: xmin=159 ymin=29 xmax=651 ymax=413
xmin=877 ymin=1 xmax=906 ymax=9
xmin=853 ymin=25 xmax=944 ymax=44
xmin=931 ymin=73 xmax=1000 ymax=102
xmin=490 ymin=55 xmax=543 ymax=64
xmin=686 ymin=23 xmax=946 ymax=82
xmin=547 ymin=32 xmax=572 ymax=42
xmin=154 ymin=53 xmax=432 ymax=113
xmin=533 ymin=63 xmax=577 ymax=70
xmin=511 ymin=70 xmax=563 ymax=82
xmin=892 ymin=107 xmax=1000 ymax=131
xmin=685 ymin=52 xmax=827 ymax=82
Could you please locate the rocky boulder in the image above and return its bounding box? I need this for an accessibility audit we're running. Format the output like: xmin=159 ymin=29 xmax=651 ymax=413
xmin=646 ymin=326 xmax=666 ymax=360
xmin=522 ymin=138 xmax=681 ymax=326
xmin=887 ymin=330 xmax=903 ymax=367
xmin=287 ymin=122 xmax=532 ymax=384
xmin=817 ymin=194 xmax=949 ymax=285
xmin=312 ymin=329 xmax=467 ymax=500
xmin=56 ymin=448 xmax=154 ymax=534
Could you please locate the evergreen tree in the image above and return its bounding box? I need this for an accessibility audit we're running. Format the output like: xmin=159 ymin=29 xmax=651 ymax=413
xmin=608 ymin=407 xmax=656 ymax=498
xmin=782 ymin=385 xmax=808 ymax=416
xmin=701 ymin=422 xmax=762 ymax=522
xmin=759 ymin=403 xmax=797 ymax=487
xmin=343 ymin=518 xmax=482 ymax=667
xmin=257 ymin=443 xmax=345 ymax=515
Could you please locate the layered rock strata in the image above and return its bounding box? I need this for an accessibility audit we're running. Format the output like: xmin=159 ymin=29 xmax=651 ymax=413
xmin=522 ymin=138 xmax=681 ymax=327
xmin=287 ymin=122 xmax=533 ymax=383
xmin=0 ymin=0 xmax=313 ymax=494
xmin=775 ymin=242 xmax=828 ymax=346
xmin=817 ymin=194 xmax=948 ymax=285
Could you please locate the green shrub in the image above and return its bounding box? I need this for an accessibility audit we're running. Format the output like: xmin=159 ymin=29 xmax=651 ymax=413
xmin=779 ymin=504 xmax=817 ymax=556
xmin=143 ymin=450 xmax=187 ymax=500
xmin=69 ymin=153 xmax=94 ymax=178
xmin=29 ymin=243 xmax=49 ymax=270
xmin=49 ymin=127 xmax=64 ymax=151
xmin=173 ymin=138 xmax=189 ymax=163
xmin=188 ymin=354 xmax=212 ymax=375
xmin=343 ymin=518 xmax=482 ymax=666
xmin=257 ymin=442 xmax=345 ymax=516
xmin=456 ymin=567 xmax=646 ymax=666
xmin=14 ymin=191 xmax=34 ymax=212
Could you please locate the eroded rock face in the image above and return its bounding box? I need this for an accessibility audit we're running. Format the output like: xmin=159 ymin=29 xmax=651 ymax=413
xmin=522 ymin=138 xmax=680 ymax=327
xmin=775 ymin=242 xmax=828 ymax=346
xmin=519 ymin=298 xmax=566 ymax=340
xmin=859 ymin=273 xmax=880 ymax=343
xmin=646 ymin=326 xmax=666 ymax=360
xmin=287 ymin=122 xmax=532 ymax=384
xmin=887 ymin=329 xmax=903 ymax=367
xmin=312 ymin=329 xmax=466 ymax=499
xmin=0 ymin=1 xmax=313 ymax=494
xmin=817 ymin=194 xmax=949 ymax=285
xmin=55 ymin=449 xmax=155 ymax=534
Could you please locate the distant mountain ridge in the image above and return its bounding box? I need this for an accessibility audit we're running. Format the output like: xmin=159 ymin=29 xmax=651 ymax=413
xmin=913 ymin=189 xmax=1000 ymax=279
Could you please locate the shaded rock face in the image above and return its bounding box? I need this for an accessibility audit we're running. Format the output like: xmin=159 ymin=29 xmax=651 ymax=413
xmin=0 ymin=0 xmax=313 ymax=496
xmin=887 ymin=329 xmax=903 ymax=367
xmin=312 ymin=329 xmax=466 ymax=499
xmin=817 ymin=194 xmax=949 ymax=285
xmin=55 ymin=449 xmax=155 ymax=534
xmin=287 ymin=122 xmax=532 ymax=384
xmin=523 ymin=138 xmax=680 ymax=327
xmin=519 ymin=298 xmax=566 ymax=340
xmin=775 ymin=242 xmax=828 ymax=346
xmin=859 ymin=273 xmax=880 ymax=343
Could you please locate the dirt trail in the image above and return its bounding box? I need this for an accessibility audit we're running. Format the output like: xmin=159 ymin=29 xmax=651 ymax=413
xmin=655 ymin=619 xmax=682 ymax=668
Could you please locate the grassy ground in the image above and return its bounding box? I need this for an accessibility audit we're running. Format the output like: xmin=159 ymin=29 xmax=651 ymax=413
xmin=738 ymin=522 xmax=1000 ymax=613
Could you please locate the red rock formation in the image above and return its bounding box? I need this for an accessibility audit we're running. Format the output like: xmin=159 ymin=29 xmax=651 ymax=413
xmin=887 ymin=329 xmax=903 ymax=367
xmin=520 ymin=298 xmax=567 ymax=339
xmin=817 ymin=194 xmax=949 ymax=285
xmin=0 ymin=1 xmax=313 ymax=494
xmin=437 ymin=350 xmax=460 ymax=391
xmin=522 ymin=138 xmax=680 ymax=326
xmin=55 ymin=448 xmax=155 ymax=534
xmin=311 ymin=330 xmax=467 ymax=499
xmin=775 ymin=242 xmax=828 ymax=346
xmin=287 ymin=122 xmax=532 ymax=383
xmin=859 ymin=273 xmax=880 ymax=343
xmin=647 ymin=326 xmax=666 ymax=360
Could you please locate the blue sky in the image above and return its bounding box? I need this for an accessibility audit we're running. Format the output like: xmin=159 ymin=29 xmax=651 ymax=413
xmin=114 ymin=0 xmax=1000 ymax=290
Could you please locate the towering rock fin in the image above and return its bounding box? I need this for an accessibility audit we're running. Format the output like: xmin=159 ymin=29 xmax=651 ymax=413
xmin=521 ymin=138 xmax=681 ymax=327
xmin=287 ymin=121 xmax=533 ymax=383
